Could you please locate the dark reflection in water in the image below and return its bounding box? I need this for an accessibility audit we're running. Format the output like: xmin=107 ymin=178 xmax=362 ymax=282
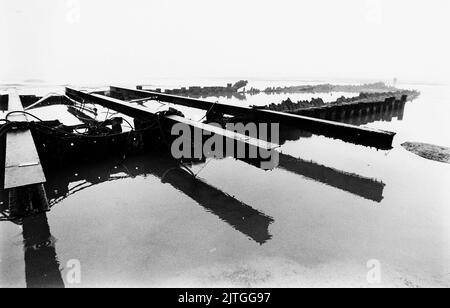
xmin=275 ymin=127 xmax=386 ymax=202
xmin=236 ymin=102 xmax=401 ymax=202
xmin=22 ymin=213 xmax=65 ymax=288
xmin=44 ymin=153 xmax=274 ymax=244
xmin=278 ymin=154 xmax=385 ymax=202
xmin=272 ymin=101 xmax=405 ymax=201
xmin=222 ymin=123 xmax=386 ymax=202
xmin=240 ymin=151 xmax=385 ymax=202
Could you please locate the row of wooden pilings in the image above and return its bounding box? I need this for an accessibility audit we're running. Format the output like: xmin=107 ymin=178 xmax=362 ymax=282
xmin=295 ymin=96 xmax=407 ymax=123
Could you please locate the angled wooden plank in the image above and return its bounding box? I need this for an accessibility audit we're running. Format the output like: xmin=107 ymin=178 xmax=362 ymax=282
xmin=167 ymin=115 xmax=278 ymax=151
xmin=4 ymin=90 xmax=46 ymax=189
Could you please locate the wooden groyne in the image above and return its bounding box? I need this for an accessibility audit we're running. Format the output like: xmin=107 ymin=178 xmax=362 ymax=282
xmin=265 ymin=89 xmax=418 ymax=111
xmin=294 ymin=96 xmax=409 ymax=123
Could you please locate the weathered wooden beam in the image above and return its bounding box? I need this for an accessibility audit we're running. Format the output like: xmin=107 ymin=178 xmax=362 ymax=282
xmin=67 ymin=106 xmax=97 ymax=125
xmin=3 ymin=90 xmax=46 ymax=189
xmin=65 ymin=87 xmax=278 ymax=155
xmin=109 ymin=86 xmax=396 ymax=150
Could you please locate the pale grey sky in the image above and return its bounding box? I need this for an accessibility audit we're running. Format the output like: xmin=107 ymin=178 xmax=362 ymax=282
xmin=1 ymin=0 xmax=449 ymax=84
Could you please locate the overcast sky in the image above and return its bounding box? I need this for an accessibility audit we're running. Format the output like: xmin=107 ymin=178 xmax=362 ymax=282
xmin=1 ymin=0 xmax=449 ymax=84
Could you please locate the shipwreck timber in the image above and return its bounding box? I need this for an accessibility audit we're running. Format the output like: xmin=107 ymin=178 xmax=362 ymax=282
xmin=109 ymin=86 xmax=397 ymax=150
xmin=65 ymin=87 xmax=279 ymax=161
xmin=1 ymin=83 xmax=398 ymax=222
xmin=138 ymin=80 xmax=248 ymax=98
xmin=66 ymin=87 xmax=387 ymax=201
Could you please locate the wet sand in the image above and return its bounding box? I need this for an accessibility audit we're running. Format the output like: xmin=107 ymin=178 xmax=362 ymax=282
xmin=402 ymin=142 xmax=450 ymax=164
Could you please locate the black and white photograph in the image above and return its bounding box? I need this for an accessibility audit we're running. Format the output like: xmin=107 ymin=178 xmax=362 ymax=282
xmin=1 ymin=0 xmax=449 ymax=292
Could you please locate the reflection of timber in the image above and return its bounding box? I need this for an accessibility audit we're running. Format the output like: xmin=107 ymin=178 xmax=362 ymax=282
xmin=278 ymin=154 xmax=385 ymax=202
xmin=43 ymin=153 xmax=273 ymax=245
xmin=220 ymin=124 xmax=385 ymax=202
xmin=22 ymin=213 xmax=65 ymax=288
xmin=136 ymin=155 xmax=273 ymax=244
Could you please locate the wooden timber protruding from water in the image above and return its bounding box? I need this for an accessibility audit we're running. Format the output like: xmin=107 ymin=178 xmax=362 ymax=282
xmin=109 ymin=86 xmax=396 ymax=150
xmin=3 ymin=90 xmax=46 ymax=189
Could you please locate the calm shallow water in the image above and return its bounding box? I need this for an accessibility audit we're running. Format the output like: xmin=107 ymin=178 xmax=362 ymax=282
xmin=1 ymin=80 xmax=449 ymax=287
